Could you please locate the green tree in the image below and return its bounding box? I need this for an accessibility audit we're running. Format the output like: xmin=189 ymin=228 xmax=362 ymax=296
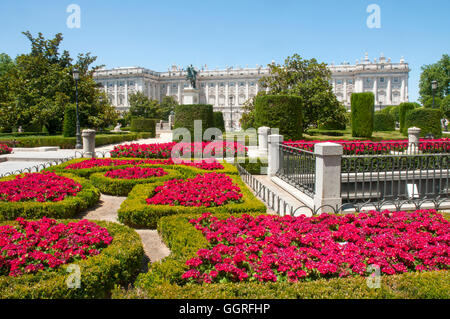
xmin=419 ymin=54 xmax=450 ymax=104
xmin=0 ymin=53 xmax=15 ymax=77
xmin=159 ymin=95 xmax=178 ymax=121
xmin=441 ymin=95 xmax=450 ymax=119
xmin=258 ymin=54 xmax=344 ymax=131
xmin=0 ymin=31 xmax=118 ymax=133
xmin=128 ymin=92 xmax=161 ymax=120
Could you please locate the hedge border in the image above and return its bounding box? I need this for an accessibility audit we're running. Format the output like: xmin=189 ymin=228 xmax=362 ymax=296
xmin=117 ymin=174 xmax=266 ymax=229
xmin=0 ymin=173 xmax=100 ymax=221
xmin=46 ymin=158 xmax=239 ymax=178
xmin=90 ymin=167 xmax=183 ymax=196
xmin=0 ymin=220 xmax=144 ymax=299
xmin=112 ymin=212 xmax=450 ymax=299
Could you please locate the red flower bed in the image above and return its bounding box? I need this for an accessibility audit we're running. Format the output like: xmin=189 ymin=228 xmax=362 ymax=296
xmin=0 ymin=217 xmax=113 ymax=277
xmin=110 ymin=141 xmax=247 ymax=159
xmin=284 ymin=138 xmax=450 ymax=155
xmin=0 ymin=172 xmax=82 ymax=202
xmin=183 ymin=210 xmax=450 ymax=283
xmin=0 ymin=144 xmax=12 ymax=155
xmin=146 ymin=172 xmax=242 ymax=207
xmin=65 ymin=158 xmax=224 ymax=171
xmin=105 ymin=166 xmax=168 ymax=180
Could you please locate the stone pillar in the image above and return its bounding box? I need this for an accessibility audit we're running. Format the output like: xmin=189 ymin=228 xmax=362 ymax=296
xmin=82 ymin=129 xmax=96 ymax=158
xmin=258 ymin=126 xmax=270 ymax=156
xmin=268 ymin=134 xmax=283 ymax=177
xmin=313 ymin=142 xmax=343 ymax=214
xmin=408 ymin=127 xmax=421 ymax=154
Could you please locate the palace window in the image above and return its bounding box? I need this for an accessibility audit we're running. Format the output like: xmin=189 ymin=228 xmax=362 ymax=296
xmin=183 ymin=83 xmax=188 ymax=88
xmin=239 ymin=82 xmax=245 ymax=87
xmin=229 ymin=82 xmax=235 ymax=87
xmin=380 ymin=77 xmax=385 ymax=83
xmin=220 ymin=82 xmax=224 ymax=87
xmin=393 ymin=77 xmax=399 ymax=83
xmin=172 ymin=83 xmax=177 ymax=88
xmin=348 ymin=79 xmax=353 ymax=84
xmin=209 ymin=82 xmax=215 ymax=87
xmin=250 ymin=82 xmax=255 ymax=86
xmin=201 ymin=83 xmax=205 ymax=88
xmin=337 ymin=80 xmax=342 ymax=85
xmin=128 ymin=81 xmax=134 ymax=86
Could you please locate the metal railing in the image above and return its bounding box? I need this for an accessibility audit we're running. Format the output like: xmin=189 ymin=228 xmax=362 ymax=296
xmin=276 ymin=144 xmax=316 ymax=197
xmin=341 ymin=153 xmax=450 ymax=204
xmin=0 ymin=156 xmax=77 ymax=178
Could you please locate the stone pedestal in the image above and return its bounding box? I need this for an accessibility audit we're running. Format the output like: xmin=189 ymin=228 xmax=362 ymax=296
xmin=168 ymin=114 xmax=174 ymax=129
xmin=268 ymin=134 xmax=283 ymax=177
xmin=313 ymin=142 xmax=343 ymax=214
xmin=258 ymin=126 xmax=270 ymax=156
xmin=407 ymin=127 xmax=421 ymax=154
xmin=82 ymin=129 xmax=96 ymax=158
xmin=182 ymin=87 xmax=200 ymax=105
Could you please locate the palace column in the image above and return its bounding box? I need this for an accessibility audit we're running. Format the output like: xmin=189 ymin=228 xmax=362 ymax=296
xmin=386 ymin=77 xmax=392 ymax=104
xmin=178 ymin=82 xmax=182 ymax=103
xmin=124 ymin=81 xmax=128 ymax=107
xmin=343 ymin=80 xmax=347 ymax=103
xmin=215 ymin=83 xmax=219 ymax=108
xmin=114 ymin=81 xmax=118 ymax=107
xmin=245 ymin=81 xmax=249 ymax=101
xmin=400 ymin=77 xmax=405 ymax=102
xmin=373 ymin=77 xmax=378 ymax=108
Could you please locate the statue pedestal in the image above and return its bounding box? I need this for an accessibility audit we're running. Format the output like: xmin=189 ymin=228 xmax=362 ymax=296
xmin=183 ymin=87 xmax=200 ymax=104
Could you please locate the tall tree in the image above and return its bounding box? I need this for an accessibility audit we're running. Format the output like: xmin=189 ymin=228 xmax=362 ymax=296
xmin=0 ymin=31 xmax=118 ymax=133
xmin=128 ymin=91 xmax=161 ymax=119
xmin=419 ymin=54 xmax=450 ymax=104
xmin=255 ymin=54 xmax=345 ymax=131
xmin=0 ymin=54 xmax=15 ymax=77
xmin=159 ymin=95 xmax=178 ymax=121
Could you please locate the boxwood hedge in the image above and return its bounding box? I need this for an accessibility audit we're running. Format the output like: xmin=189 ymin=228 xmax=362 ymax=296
xmin=112 ymin=213 xmax=450 ymax=299
xmin=373 ymin=112 xmax=395 ymax=131
xmin=0 ymin=220 xmax=144 ymax=299
xmin=351 ymin=92 xmax=374 ymax=137
xmin=0 ymin=173 xmax=100 ymax=221
xmin=117 ymin=175 xmax=266 ymax=229
xmin=399 ymin=102 xmax=419 ymax=134
xmin=173 ymin=104 xmax=214 ymax=141
xmin=404 ymin=108 xmax=442 ymax=138
xmin=90 ymin=166 xmax=183 ymax=196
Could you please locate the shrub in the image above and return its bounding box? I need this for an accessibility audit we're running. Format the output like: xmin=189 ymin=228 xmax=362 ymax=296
xmin=213 ymin=111 xmax=225 ymax=132
xmin=351 ymin=92 xmax=374 ymax=137
xmin=130 ymin=118 xmax=156 ymax=136
xmin=399 ymin=102 xmax=419 ymax=134
xmin=441 ymin=95 xmax=450 ymax=119
xmin=90 ymin=166 xmax=183 ymax=196
xmin=405 ymin=108 xmax=442 ymax=137
xmin=62 ymin=105 xmax=77 ymax=138
xmin=318 ymin=118 xmax=346 ymax=130
xmin=173 ymin=104 xmax=214 ymax=141
xmin=0 ymin=173 xmax=100 ymax=221
xmin=235 ymin=157 xmax=268 ymax=175
xmin=0 ymin=220 xmax=143 ymax=299
xmin=118 ymin=174 xmax=266 ymax=229
xmin=373 ymin=112 xmax=395 ymax=131
xmin=254 ymin=95 xmax=302 ymax=140
xmin=380 ymin=105 xmax=400 ymax=122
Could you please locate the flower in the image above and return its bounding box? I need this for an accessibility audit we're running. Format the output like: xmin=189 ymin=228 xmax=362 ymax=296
xmin=105 ymin=166 xmax=168 ymax=179
xmin=0 ymin=144 xmax=12 ymax=155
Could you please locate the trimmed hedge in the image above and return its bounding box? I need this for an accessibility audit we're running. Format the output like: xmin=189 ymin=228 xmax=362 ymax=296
xmin=235 ymin=157 xmax=268 ymax=175
xmin=117 ymin=175 xmax=266 ymax=229
xmin=254 ymin=95 xmax=302 ymax=140
xmin=0 ymin=220 xmax=144 ymax=299
xmin=63 ymin=105 xmax=77 ymax=138
xmin=0 ymin=173 xmax=100 ymax=221
xmin=351 ymin=92 xmax=374 ymax=137
xmin=112 ymin=212 xmax=450 ymax=299
xmin=173 ymin=104 xmax=214 ymax=141
xmin=318 ymin=118 xmax=346 ymax=130
xmin=404 ymin=108 xmax=442 ymax=138
xmin=380 ymin=105 xmax=400 ymax=122
xmin=399 ymin=102 xmax=419 ymax=134
xmin=130 ymin=118 xmax=156 ymax=136
xmin=0 ymin=133 xmax=151 ymax=149
xmin=213 ymin=111 xmax=225 ymax=132
xmin=373 ymin=112 xmax=395 ymax=131
xmin=90 ymin=167 xmax=183 ymax=196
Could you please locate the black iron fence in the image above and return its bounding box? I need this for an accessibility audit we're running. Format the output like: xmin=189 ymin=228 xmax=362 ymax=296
xmin=276 ymin=144 xmax=316 ymax=197
xmin=341 ymin=153 xmax=450 ymax=204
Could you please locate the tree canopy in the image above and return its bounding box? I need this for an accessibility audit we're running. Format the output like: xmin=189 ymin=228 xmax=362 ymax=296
xmin=0 ymin=31 xmax=118 ymax=133
xmin=419 ymin=54 xmax=450 ymax=106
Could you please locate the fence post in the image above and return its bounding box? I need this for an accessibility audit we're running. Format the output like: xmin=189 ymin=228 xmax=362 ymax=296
xmin=313 ymin=142 xmax=343 ymax=213
xmin=268 ymin=134 xmax=283 ymax=177
xmin=408 ymin=127 xmax=421 ymax=154
xmin=258 ymin=126 xmax=270 ymax=156
xmin=82 ymin=129 xmax=96 ymax=158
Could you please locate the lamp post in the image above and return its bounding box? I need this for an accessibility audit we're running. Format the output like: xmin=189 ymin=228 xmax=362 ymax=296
xmin=431 ymin=80 xmax=438 ymax=108
xmin=229 ymin=96 xmax=234 ymax=132
xmin=73 ymin=68 xmax=82 ymax=149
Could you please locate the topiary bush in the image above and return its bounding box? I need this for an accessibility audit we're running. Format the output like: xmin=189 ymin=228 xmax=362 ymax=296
xmin=213 ymin=111 xmax=225 ymax=132
xmin=404 ymin=108 xmax=442 ymax=137
xmin=62 ymin=105 xmax=77 ymax=138
xmin=173 ymin=104 xmax=214 ymax=141
xmin=254 ymin=95 xmax=302 ymax=140
xmin=130 ymin=117 xmax=156 ymax=136
xmin=373 ymin=112 xmax=395 ymax=131
xmin=0 ymin=220 xmax=144 ymax=299
xmin=351 ymin=92 xmax=374 ymax=137
xmin=399 ymin=102 xmax=420 ymax=134
xmin=380 ymin=105 xmax=400 ymax=122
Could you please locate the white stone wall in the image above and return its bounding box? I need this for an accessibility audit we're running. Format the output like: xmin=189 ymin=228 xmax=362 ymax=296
xmin=94 ymin=53 xmax=410 ymax=129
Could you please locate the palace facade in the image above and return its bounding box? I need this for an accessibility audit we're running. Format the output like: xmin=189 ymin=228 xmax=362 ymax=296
xmin=93 ymin=53 xmax=410 ymax=131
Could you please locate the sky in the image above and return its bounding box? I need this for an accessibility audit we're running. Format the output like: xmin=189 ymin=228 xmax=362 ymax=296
xmin=0 ymin=0 xmax=449 ymax=102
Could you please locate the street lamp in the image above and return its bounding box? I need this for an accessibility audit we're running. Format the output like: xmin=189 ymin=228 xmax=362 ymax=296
xmin=431 ymin=80 xmax=438 ymax=108
xmin=229 ymin=96 xmax=234 ymax=132
xmin=72 ymin=68 xmax=82 ymax=149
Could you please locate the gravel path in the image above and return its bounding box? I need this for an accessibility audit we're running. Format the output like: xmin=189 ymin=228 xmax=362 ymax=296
xmin=76 ymin=194 xmax=171 ymax=271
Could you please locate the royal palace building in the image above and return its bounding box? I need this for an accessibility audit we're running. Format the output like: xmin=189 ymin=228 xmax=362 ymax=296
xmin=93 ymin=53 xmax=410 ymax=131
